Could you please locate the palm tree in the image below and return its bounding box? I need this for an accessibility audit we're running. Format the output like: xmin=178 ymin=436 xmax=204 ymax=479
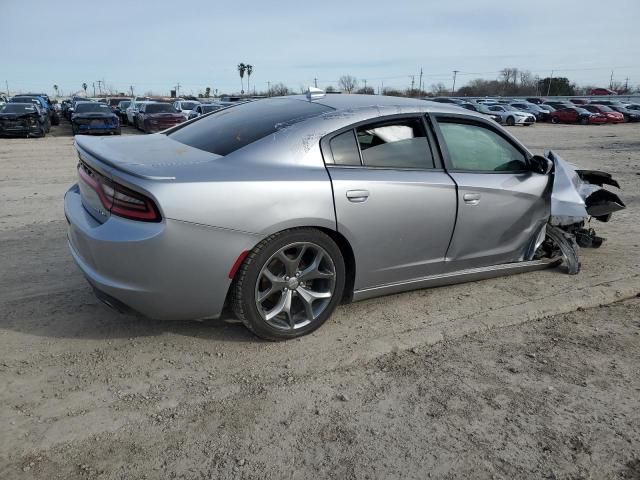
xmin=82 ymin=83 xmax=88 ymax=96
xmin=237 ymin=63 xmax=246 ymax=94
xmin=53 ymin=84 xmax=59 ymax=98
xmin=246 ymin=64 xmax=253 ymax=95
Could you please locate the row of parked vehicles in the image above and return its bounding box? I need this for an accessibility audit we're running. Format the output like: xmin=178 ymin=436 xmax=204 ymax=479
xmin=430 ymin=96 xmax=640 ymax=126
xmin=58 ymin=96 xmax=229 ymax=135
xmin=0 ymin=93 xmax=60 ymax=137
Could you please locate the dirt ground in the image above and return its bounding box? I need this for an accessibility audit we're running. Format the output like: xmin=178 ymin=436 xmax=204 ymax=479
xmin=1 ymin=120 xmax=639 ymax=479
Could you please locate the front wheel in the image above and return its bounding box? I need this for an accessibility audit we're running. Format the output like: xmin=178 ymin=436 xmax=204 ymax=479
xmin=551 ymin=116 xmax=559 ymax=124
xmin=506 ymin=116 xmax=515 ymax=126
xmin=232 ymin=229 xmax=346 ymax=340
xmin=579 ymin=117 xmax=589 ymax=125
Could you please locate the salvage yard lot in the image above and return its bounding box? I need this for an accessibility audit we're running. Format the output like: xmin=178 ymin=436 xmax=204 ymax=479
xmin=1 ymin=122 xmax=639 ymax=479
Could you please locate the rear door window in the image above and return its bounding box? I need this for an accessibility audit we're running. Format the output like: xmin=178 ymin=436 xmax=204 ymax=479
xmin=355 ymin=118 xmax=435 ymax=169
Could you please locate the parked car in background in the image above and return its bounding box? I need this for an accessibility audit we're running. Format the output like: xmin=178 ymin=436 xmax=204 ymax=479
xmin=482 ymin=104 xmax=536 ymax=126
xmin=64 ymin=94 xmax=625 ymax=339
xmin=457 ymin=102 xmax=479 ymax=112
xmin=71 ymin=102 xmax=121 ymax=135
xmin=126 ymin=100 xmax=148 ymax=128
xmin=107 ymin=97 xmax=129 ymax=113
xmin=66 ymin=96 xmax=91 ymax=120
xmin=136 ymin=102 xmax=185 ymax=133
xmin=550 ymin=107 xmax=607 ymax=125
xmin=430 ymin=97 xmax=465 ymax=104
xmin=8 ymin=97 xmax=51 ymax=131
xmin=115 ymin=100 xmax=131 ymax=125
xmin=624 ymin=103 xmax=640 ymax=112
xmin=509 ymin=101 xmax=551 ymax=121
xmin=525 ymin=97 xmax=547 ymax=105
xmin=0 ymin=103 xmax=48 ymax=137
xmin=607 ymin=105 xmax=640 ymax=122
xmin=590 ymin=88 xmax=617 ymax=95
xmin=187 ymin=103 xmax=225 ymax=120
xmin=569 ymin=98 xmax=589 ymax=105
xmin=9 ymin=95 xmax=58 ymax=125
xmin=581 ymin=105 xmax=625 ymax=123
xmin=173 ymin=100 xmax=200 ymax=119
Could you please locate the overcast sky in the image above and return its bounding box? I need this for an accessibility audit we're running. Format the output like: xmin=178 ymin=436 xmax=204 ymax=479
xmin=2 ymin=0 xmax=639 ymax=96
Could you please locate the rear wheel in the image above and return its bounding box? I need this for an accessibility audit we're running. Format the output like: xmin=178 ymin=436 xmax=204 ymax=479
xmin=506 ymin=116 xmax=515 ymax=126
xmin=551 ymin=116 xmax=559 ymax=124
xmin=579 ymin=117 xmax=589 ymax=125
xmin=232 ymin=229 xmax=345 ymax=340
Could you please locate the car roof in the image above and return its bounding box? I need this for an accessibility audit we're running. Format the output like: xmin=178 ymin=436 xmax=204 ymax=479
xmin=282 ymin=94 xmax=470 ymax=116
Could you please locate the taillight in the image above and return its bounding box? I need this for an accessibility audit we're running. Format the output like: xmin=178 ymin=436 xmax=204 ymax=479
xmin=78 ymin=162 xmax=161 ymax=222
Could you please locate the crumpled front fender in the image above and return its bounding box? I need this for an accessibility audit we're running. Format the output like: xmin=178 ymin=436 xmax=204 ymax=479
xmin=548 ymin=151 xmax=625 ymax=226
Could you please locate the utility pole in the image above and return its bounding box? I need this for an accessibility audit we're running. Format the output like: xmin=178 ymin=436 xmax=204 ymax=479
xmin=419 ymin=67 xmax=423 ymax=93
xmin=175 ymin=82 xmax=181 ymax=98
xmin=92 ymin=82 xmax=96 ymax=96
xmin=451 ymin=70 xmax=459 ymax=95
xmin=624 ymin=77 xmax=629 ymax=93
xmin=5 ymin=80 xmax=9 ymax=96
xmin=546 ymin=70 xmax=554 ymax=96
xmin=609 ymin=70 xmax=614 ymax=89
xmin=96 ymin=80 xmax=103 ymax=95
xmin=381 ymin=81 xmax=384 ymax=95
xmin=409 ymin=75 xmax=415 ymax=93
xmin=129 ymin=85 xmax=135 ymax=97
xmin=314 ymin=77 xmax=318 ymax=88
xmin=363 ymin=79 xmax=367 ymax=91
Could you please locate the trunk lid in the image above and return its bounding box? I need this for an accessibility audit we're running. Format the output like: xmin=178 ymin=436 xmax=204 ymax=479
xmin=74 ymin=134 xmax=222 ymax=181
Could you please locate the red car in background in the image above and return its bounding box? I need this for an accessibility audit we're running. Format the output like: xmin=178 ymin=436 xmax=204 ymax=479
xmin=590 ymin=88 xmax=617 ymax=95
xmin=550 ymin=107 xmax=607 ymax=125
xmin=136 ymin=102 xmax=185 ymax=133
xmin=581 ymin=105 xmax=625 ymax=123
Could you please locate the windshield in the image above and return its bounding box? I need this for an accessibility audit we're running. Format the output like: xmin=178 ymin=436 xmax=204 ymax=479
xmin=1 ymin=104 xmax=38 ymax=114
xmin=75 ymin=103 xmax=111 ymax=113
xmin=180 ymin=102 xmax=198 ymax=110
xmin=169 ymin=98 xmax=333 ymax=156
xmin=118 ymin=101 xmax=131 ymax=108
xmin=145 ymin=103 xmax=177 ymax=113
xmin=10 ymin=97 xmax=41 ymax=105
xmin=593 ymin=105 xmax=613 ymax=112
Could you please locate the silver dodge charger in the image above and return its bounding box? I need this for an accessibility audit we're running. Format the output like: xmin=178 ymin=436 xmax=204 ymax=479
xmin=64 ymin=92 xmax=624 ymax=339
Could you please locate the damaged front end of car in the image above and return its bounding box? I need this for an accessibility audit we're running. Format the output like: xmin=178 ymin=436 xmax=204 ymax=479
xmin=533 ymin=151 xmax=625 ymax=274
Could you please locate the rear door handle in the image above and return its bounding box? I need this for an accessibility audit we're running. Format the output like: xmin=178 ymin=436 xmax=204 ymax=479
xmin=463 ymin=193 xmax=481 ymax=205
xmin=346 ymin=190 xmax=370 ymax=203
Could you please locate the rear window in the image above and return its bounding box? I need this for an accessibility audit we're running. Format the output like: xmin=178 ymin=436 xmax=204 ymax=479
xmin=180 ymin=102 xmax=198 ymax=110
xmin=169 ymin=98 xmax=333 ymax=156
xmin=145 ymin=103 xmax=176 ymax=113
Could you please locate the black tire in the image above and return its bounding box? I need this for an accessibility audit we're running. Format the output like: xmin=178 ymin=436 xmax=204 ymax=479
xmin=51 ymin=112 xmax=60 ymax=126
xmin=506 ymin=116 xmax=515 ymax=126
xmin=232 ymin=228 xmax=346 ymax=340
xmin=115 ymin=128 xmax=122 ymax=135
xmin=547 ymin=225 xmax=580 ymax=275
xmin=579 ymin=117 xmax=589 ymax=125
xmin=551 ymin=116 xmax=559 ymax=124
xmin=72 ymin=124 xmax=78 ymax=135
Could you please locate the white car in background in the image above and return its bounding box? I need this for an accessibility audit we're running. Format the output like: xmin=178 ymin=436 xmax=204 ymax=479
xmin=173 ymin=100 xmax=200 ymax=119
xmin=481 ymin=104 xmax=536 ymax=126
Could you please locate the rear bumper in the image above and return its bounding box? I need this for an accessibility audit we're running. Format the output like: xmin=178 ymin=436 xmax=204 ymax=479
xmin=64 ymin=184 xmax=260 ymax=320
xmin=75 ymin=123 xmax=119 ymax=133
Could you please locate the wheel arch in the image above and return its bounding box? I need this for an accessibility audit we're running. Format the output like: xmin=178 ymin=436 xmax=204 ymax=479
xmin=224 ymin=225 xmax=357 ymax=315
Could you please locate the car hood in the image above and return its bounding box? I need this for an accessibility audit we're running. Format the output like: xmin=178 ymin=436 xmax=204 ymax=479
xmin=75 ymin=133 xmax=222 ymax=180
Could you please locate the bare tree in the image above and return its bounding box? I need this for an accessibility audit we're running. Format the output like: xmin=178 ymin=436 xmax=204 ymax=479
xmin=429 ymin=82 xmax=449 ymax=96
xmin=338 ymin=75 xmax=358 ymax=93
xmin=270 ymin=82 xmax=290 ymax=96
xmin=325 ymin=85 xmax=336 ymax=93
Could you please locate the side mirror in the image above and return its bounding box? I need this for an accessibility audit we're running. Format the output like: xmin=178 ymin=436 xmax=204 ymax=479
xmin=530 ymin=155 xmax=553 ymax=175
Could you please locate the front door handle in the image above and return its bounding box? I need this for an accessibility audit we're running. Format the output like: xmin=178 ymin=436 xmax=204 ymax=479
xmin=346 ymin=190 xmax=370 ymax=203
xmin=463 ymin=193 xmax=481 ymax=205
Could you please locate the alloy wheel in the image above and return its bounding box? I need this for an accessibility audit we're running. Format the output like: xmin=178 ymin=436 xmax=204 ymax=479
xmin=254 ymin=242 xmax=336 ymax=331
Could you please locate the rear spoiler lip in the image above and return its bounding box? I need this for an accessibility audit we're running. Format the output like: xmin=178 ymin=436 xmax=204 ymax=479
xmin=74 ymin=141 xmax=176 ymax=181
